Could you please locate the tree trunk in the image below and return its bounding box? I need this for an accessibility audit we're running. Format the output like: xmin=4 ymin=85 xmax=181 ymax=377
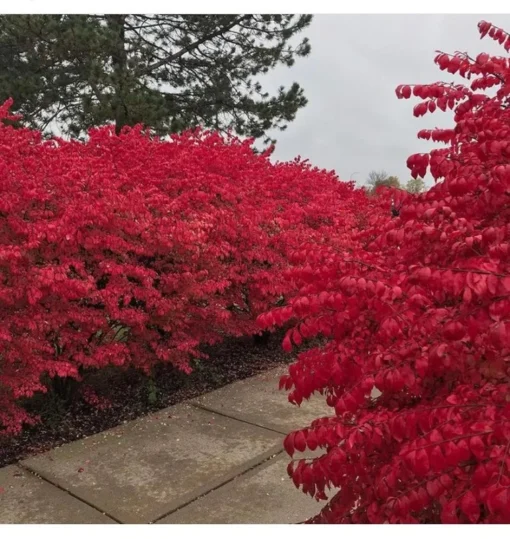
xmin=107 ymin=15 xmax=128 ymax=135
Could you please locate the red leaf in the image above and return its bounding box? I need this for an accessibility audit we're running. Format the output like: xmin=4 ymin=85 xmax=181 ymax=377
xmin=478 ymin=21 xmax=491 ymax=38
xmin=439 ymin=474 xmax=453 ymax=490
xmin=460 ymin=490 xmax=480 ymax=523
xmin=328 ymin=448 xmax=346 ymax=471
xmin=463 ymin=286 xmax=473 ymax=303
xmin=292 ymin=328 xmax=302 ymax=346
xmin=444 ymin=441 xmax=461 ymax=467
xmin=472 ymin=463 xmax=490 ymax=487
xmin=282 ymin=335 xmax=292 ymax=352
xmin=457 ymin=439 xmax=471 ymax=461
xmin=430 ymin=446 xmax=447 ymax=472
xmin=426 ymin=479 xmax=441 ymax=498
xmin=476 ymin=53 xmax=489 ymax=65
xmin=469 ymin=436 xmax=485 ymax=460
xmin=443 ymin=321 xmax=466 ymax=341
xmin=283 ymin=433 xmax=295 ymax=457
xmin=487 ymin=487 xmax=509 ymax=514
xmin=441 ymin=499 xmax=459 ymax=523
xmin=294 ymin=431 xmax=307 ymax=452
xmin=415 ymin=448 xmax=430 ymax=477
xmin=301 ymin=464 xmax=314 ymax=489
xmin=306 ymin=430 xmax=318 ymax=451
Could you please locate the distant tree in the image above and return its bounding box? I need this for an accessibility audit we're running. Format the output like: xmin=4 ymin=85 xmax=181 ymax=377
xmin=0 ymin=14 xmax=312 ymax=141
xmin=385 ymin=175 xmax=401 ymax=188
xmin=367 ymin=169 xmax=388 ymax=187
xmin=405 ymin=177 xmax=426 ymax=193
xmin=366 ymin=170 xmax=401 ymax=192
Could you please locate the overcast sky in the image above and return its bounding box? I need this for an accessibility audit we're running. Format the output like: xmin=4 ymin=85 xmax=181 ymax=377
xmin=262 ymin=14 xmax=510 ymax=188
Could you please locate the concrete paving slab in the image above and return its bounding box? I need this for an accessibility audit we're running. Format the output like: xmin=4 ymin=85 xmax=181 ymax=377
xmin=191 ymin=365 xmax=332 ymax=434
xmin=21 ymin=403 xmax=283 ymax=524
xmin=0 ymin=465 xmax=114 ymax=524
xmin=158 ymin=453 xmax=325 ymax=524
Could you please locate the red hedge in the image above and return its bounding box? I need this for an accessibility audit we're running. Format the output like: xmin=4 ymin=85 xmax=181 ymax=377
xmin=4 ymin=20 xmax=509 ymax=525
xmin=259 ymin=20 xmax=510 ymax=524
xmin=0 ymin=99 xmax=363 ymax=434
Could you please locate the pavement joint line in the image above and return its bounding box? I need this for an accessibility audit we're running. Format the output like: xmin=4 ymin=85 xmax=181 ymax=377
xmin=150 ymin=449 xmax=286 ymax=524
xmin=189 ymin=402 xmax=289 ymax=436
xmin=7 ymin=366 xmax=298 ymax=524
xmin=16 ymin=462 xmax=123 ymax=524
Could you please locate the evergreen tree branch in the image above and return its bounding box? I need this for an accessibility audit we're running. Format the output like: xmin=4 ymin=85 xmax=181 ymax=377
xmin=140 ymin=15 xmax=251 ymax=76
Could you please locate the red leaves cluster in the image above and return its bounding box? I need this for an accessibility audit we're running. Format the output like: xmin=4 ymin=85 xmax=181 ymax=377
xmin=3 ymin=19 xmax=510 ymax=524
xmin=0 ymin=98 xmax=361 ymax=434
xmin=259 ymin=21 xmax=510 ymax=524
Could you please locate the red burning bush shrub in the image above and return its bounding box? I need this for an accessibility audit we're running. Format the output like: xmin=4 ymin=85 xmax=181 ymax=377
xmin=0 ymin=99 xmax=362 ymax=434
xmin=260 ymin=20 xmax=510 ymax=524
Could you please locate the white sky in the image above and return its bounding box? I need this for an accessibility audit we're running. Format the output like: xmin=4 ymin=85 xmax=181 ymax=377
xmin=261 ymin=14 xmax=510 ymax=187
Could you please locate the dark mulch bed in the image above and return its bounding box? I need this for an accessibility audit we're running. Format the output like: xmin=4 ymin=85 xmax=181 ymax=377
xmin=0 ymin=331 xmax=299 ymax=469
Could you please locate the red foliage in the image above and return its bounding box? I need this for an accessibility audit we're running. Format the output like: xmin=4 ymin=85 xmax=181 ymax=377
xmin=0 ymin=97 xmax=365 ymax=435
xmin=260 ymin=20 xmax=510 ymax=523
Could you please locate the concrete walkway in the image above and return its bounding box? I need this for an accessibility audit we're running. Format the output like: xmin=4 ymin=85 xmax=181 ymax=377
xmin=0 ymin=365 xmax=330 ymax=524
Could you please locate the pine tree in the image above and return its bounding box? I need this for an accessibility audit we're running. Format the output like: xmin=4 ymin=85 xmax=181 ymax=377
xmin=0 ymin=15 xmax=312 ymax=141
